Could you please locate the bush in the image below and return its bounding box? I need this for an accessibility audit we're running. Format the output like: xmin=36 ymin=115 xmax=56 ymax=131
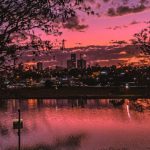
xmin=44 ymin=80 xmax=54 ymax=88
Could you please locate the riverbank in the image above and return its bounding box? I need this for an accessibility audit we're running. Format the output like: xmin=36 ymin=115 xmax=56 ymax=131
xmin=0 ymin=86 xmax=150 ymax=99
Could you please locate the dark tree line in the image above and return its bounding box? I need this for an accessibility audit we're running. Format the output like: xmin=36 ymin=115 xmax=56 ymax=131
xmin=133 ymin=23 xmax=150 ymax=56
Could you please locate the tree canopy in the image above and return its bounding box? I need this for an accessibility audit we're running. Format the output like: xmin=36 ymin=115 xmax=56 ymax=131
xmin=133 ymin=23 xmax=150 ymax=56
xmin=0 ymin=0 xmax=94 ymax=69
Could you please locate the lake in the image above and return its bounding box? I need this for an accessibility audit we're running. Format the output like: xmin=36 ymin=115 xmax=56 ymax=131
xmin=0 ymin=99 xmax=150 ymax=150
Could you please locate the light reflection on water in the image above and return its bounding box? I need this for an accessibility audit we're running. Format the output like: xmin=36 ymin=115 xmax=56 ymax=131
xmin=0 ymin=99 xmax=150 ymax=150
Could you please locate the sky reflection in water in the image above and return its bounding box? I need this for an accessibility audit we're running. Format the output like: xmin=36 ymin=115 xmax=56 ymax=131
xmin=0 ymin=99 xmax=150 ymax=150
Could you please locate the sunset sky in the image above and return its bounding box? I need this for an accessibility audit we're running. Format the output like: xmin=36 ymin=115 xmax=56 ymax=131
xmin=41 ymin=0 xmax=150 ymax=48
xmin=23 ymin=0 xmax=150 ymax=67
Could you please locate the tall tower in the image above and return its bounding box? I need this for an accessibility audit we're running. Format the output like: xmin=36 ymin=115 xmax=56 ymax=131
xmin=61 ymin=39 xmax=66 ymax=51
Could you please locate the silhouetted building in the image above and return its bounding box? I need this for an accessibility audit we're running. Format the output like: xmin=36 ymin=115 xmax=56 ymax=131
xmin=37 ymin=62 xmax=43 ymax=71
xmin=77 ymin=54 xmax=86 ymax=69
xmin=77 ymin=59 xmax=86 ymax=69
xmin=67 ymin=53 xmax=76 ymax=69
xmin=71 ymin=53 xmax=76 ymax=62
xmin=67 ymin=60 xmax=76 ymax=69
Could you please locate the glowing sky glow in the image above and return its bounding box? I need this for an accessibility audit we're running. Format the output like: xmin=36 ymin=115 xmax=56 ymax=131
xmin=41 ymin=0 xmax=150 ymax=48
xmin=60 ymin=10 xmax=150 ymax=47
xmin=20 ymin=0 xmax=150 ymax=67
xmin=41 ymin=0 xmax=150 ymax=47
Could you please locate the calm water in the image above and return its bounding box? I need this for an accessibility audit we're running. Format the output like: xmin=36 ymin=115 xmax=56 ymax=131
xmin=0 ymin=99 xmax=150 ymax=150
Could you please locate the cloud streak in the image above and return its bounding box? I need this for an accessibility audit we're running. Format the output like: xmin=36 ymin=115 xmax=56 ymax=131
xmin=105 ymin=20 xmax=144 ymax=31
xmin=107 ymin=5 xmax=147 ymax=16
xmin=63 ymin=16 xmax=88 ymax=32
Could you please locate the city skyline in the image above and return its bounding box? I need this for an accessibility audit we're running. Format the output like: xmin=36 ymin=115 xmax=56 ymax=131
xmin=22 ymin=0 xmax=150 ymax=68
xmin=22 ymin=45 xmax=149 ymax=69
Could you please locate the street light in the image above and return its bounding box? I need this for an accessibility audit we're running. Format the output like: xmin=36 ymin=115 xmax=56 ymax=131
xmin=13 ymin=109 xmax=23 ymax=150
xmin=125 ymin=83 xmax=129 ymax=89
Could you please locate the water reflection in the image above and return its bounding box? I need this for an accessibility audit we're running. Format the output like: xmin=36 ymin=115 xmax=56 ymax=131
xmin=0 ymin=99 xmax=150 ymax=150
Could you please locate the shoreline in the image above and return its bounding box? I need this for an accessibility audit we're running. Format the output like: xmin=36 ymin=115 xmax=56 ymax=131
xmin=0 ymin=87 xmax=150 ymax=99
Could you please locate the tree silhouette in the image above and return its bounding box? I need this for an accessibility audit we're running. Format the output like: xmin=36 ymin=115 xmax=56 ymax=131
xmin=132 ymin=23 xmax=150 ymax=56
xmin=0 ymin=0 xmax=94 ymax=70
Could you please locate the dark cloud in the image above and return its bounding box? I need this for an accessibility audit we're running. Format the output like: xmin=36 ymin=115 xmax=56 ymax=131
xmin=117 ymin=5 xmax=146 ymax=15
xmin=130 ymin=20 xmax=140 ymax=25
xmin=144 ymin=21 xmax=150 ymax=24
xmin=88 ymin=0 xmax=95 ymax=3
xmin=96 ymin=3 xmax=101 ymax=9
xmin=105 ymin=27 xmax=112 ymax=30
xmin=111 ymin=40 xmax=128 ymax=45
xmin=132 ymin=5 xmax=146 ymax=12
xmin=117 ymin=6 xmax=132 ymax=15
xmin=105 ymin=25 xmax=128 ymax=30
xmin=107 ymin=8 xmax=116 ymax=16
xmin=123 ymin=25 xmax=128 ymax=28
xmin=113 ymin=26 xmax=121 ymax=30
xmin=105 ymin=20 xmax=142 ymax=30
xmin=107 ymin=5 xmax=147 ymax=16
xmin=103 ymin=0 xmax=110 ymax=3
xmin=140 ymin=0 xmax=149 ymax=5
xmin=63 ymin=16 xmax=88 ymax=31
xmin=122 ymin=0 xmax=129 ymax=5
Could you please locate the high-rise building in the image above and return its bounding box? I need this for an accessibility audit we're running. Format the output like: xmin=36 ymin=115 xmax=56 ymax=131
xmin=77 ymin=54 xmax=86 ymax=69
xmin=77 ymin=59 xmax=86 ymax=69
xmin=37 ymin=62 xmax=43 ymax=71
xmin=67 ymin=53 xmax=86 ymax=69
xmin=67 ymin=53 xmax=77 ymax=69
xmin=67 ymin=60 xmax=76 ymax=69
xmin=71 ymin=53 xmax=76 ymax=62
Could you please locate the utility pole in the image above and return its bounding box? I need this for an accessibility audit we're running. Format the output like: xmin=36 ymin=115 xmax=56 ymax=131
xmin=61 ymin=39 xmax=66 ymax=52
xmin=18 ymin=109 xmax=21 ymax=150
xmin=13 ymin=109 xmax=23 ymax=150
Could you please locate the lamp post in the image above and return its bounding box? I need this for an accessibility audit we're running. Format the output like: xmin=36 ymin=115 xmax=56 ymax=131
xmin=13 ymin=109 xmax=23 ymax=150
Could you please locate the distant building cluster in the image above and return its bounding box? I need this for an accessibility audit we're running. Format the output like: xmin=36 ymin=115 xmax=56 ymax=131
xmin=67 ymin=53 xmax=86 ymax=69
xmin=17 ymin=62 xmax=44 ymax=71
xmin=18 ymin=53 xmax=86 ymax=71
xmin=37 ymin=62 xmax=43 ymax=71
